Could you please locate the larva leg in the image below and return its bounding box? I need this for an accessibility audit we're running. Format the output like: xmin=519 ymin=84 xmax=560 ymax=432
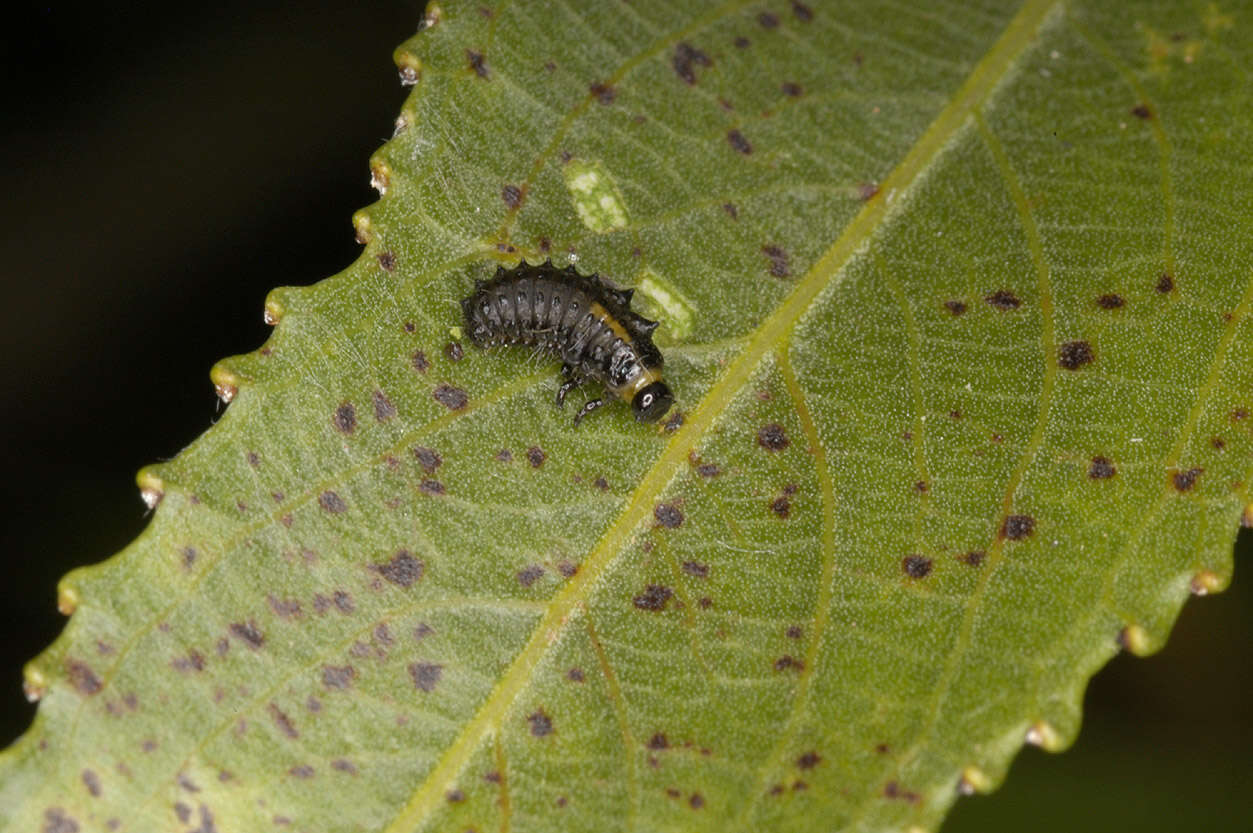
xmin=556 ymin=364 xmax=582 ymax=407
xmin=572 ymin=397 xmax=604 ymax=426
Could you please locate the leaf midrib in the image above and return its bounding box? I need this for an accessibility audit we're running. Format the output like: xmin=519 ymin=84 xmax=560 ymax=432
xmin=385 ymin=2 xmax=1063 ymax=830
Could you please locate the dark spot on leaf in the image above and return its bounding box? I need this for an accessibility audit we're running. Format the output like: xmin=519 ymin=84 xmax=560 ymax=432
xmin=495 ymin=448 xmax=513 ymax=463
xmin=1058 ymin=340 xmax=1094 ymax=370
xmin=697 ymin=462 xmax=721 ymax=477
xmin=786 ymin=625 xmax=803 ymax=639
xmin=528 ymin=709 xmax=554 ymax=737
xmin=647 ymin=733 xmax=669 ymax=750
xmin=1001 ymin=514 xmax=1035 ymax=540
xmin=1233 ymin=408 xmax=1249 ymax=423
xmin=372 ymin=390 xmax=397 ymax=422
xmin=331 ymin=759 xmax=357 ymax=775
xmin=501 ymin=184 xmax=523 ymax=210
xmin=171 ymin=650 xmax=206 ymax=673
xmin=1131 ymin=103 xmax=1152 ymax=119
xmin=797 ymin=751 xmax=821 ymax=769
xmin=672 ymin=42 xmax=711 ymax=85
xmin=66 ymin=660 xmax=102 ymax=696
xmin=781 ymin=81 xmax=803 ymax=97
xmin=723 ymin=202 xmax=738 ymax=219
xmin=484 ymin=771 xmax=502 ymax=784
xmin=875 ymin=742 xmax=891 ymax=754
xmin=666 ymin=787 xmax=682 ymax=798
xmin=377 ymin=251 xmax=396 ymax=271
xmin=1089 ymin=456 xmax=1117 ymax=479
xmin=664 ymin=410 xmax=685 ymax=432
xmin=758 ymin=11 xmax=779 ymax=27
xmin=322 ymin=665 xmax=355 ymax=690
xmin=414 ymin=623 xmax=434 ymax=641
xmin=334 ymin=591 xmax=354 ymax=614
xmin=633 ymin=585 xmax=674 ymax=611
xmin=792 ymin=1 xmax=814 ymax=21
xmin=319 ymin=491 xmax=347 ymax=513
xmin=1172 ymin=467 xmax=1203 ymax=492
xmin=333 ymin=402 xmax=357 ymax=434
xmin=945 ymin=299 xmax=968 ymax=316
xmin=81 ymin=769 xmax=101 ymax=797
xmin=962 ymin=551 xmax=986 ymax=567
xmin=589 ymin=81 xmax=616 ymax=104
xmin=433 ymin=384 xmax=468 ymax=410
xmin=411 ymin=350 xmax=430 ymax=373
xmin=883 ymin=781 xmax=921 ymax=803
xmin=690 ymin=793 xmax=705 ymax=810
xmin=182 ymin=547 xmax=197 ymax=569
xmin=985 ymin=289 xmax=1022 ymax=310
xmin=467 ymin=49 xmax=489 ymax=78
xmin=902 ymin=555 xmax=933 ymax=578
xmin=728 ymin=129 xmax=753 ymax=155
xmin=269 ymin=702 xmax=299 ymax=738
xmin=653 ymin=501 xmax=685 ymax=529
xmin=414 ymin=447 xmax=442 ymax=473
xmin=770 ymin=495 xmax=791 ymax=518
xmin=245 ymin=451 xmax=261 ymax=468
xmin=914 ymin=481 xmax=929 ymax=494
xmin=593 ymin=476 xmax=610 ymax=491
xmin=419 ymin=479 xmax=446 ymax=496
xmin=1211 ymin=436 xmax=1226 ymax=450
xmin=1096 ymin=293 xmax=1125 ymax=310
xmin=268 ymin=596 xmax=301 ymax=619
xmin=734 ymin=35 xmax=751 ymax=48
xmin=682 ymin=561 xmax=709 ymax=578
xmin=403 ymin=321 xmax=416 ymax=333
xmin=774 ymin=655 xmax=804 ymax=672
xmin=289 ymin=765 xmax=315 ymax=779
xmin=698 ymin=597 xmax=713 ymax=609
xmin=857 ymin=182 xmax=880 ymax=201
xmin=758 ymin=423 xmax=789 ymax=451
xmin=193 ymin=805 xmax=217 ymax=833
xmin=230 ymin=621 xmax=264 ymax=649
xmin=1156 ymin=272 xmax=1175 ymax=293
xmin=43 ymin=808 xmax=79 ymax=833
xmin=174 ymin=803 xmax=191 ymax=823
xmin=517 ymin=565 xmax=545 ymax=587
xmin=557 ymin=560 xmax=578 ymax=578
xmin=377 ymin=550 xmax=424 ymax=588
xmin=567 ymin=668 xmax=585 ymax=682
xmin=410 ymin=663 xmax=443 ymax=692
xmin=445 ymin=789 xmax=465 ymax=803
xmin=760 ymin=244 xmax=790 ymax=277
xmin=527 ymin=445 xmax=546 ymax=468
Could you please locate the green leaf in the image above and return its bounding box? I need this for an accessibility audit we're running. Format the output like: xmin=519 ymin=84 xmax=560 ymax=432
xmin=4 ymin=2 xmax=1250 ymax=832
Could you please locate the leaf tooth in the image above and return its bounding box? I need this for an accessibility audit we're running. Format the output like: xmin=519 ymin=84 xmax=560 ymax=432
xmin=352 ymin=208 xmax=374 ymax=245
xmin=1116 ymin=623 xmax=1153 ymax=656
xmin=136 ymin=467 xmax=166 ymax=510
xmin=956 ymin=765 xmax=992 ymax=796
xmin=1189 ymin=569 xmax=1226 ymax=595
xmin=21 ymin=665 xmax=47 ymax=703
xmin=56 ymin=583 xmax=79 ymax=617
xmin=210 ymin=363 xmax=242 ymax=405
xmin=369 ymin=158 xmax=391 ymax=196
xmin=1023 ymin=721 xmax=1064 ymax=752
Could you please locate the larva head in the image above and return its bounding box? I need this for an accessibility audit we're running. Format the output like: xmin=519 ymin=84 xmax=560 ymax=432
xmin=631 ymin=381 xmax=673 ymax=423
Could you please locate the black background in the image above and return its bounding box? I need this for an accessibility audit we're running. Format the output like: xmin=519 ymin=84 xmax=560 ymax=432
xmin=1 ymin=3 xmax=1248 ymax=830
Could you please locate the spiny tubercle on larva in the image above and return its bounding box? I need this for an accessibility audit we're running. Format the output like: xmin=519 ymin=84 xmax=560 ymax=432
xmin=461 ymin=260 xmax=673 ymax=424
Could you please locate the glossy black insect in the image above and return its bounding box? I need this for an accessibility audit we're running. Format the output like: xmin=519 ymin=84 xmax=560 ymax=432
xmin=461 ymin=260 xmax=674 ymax=425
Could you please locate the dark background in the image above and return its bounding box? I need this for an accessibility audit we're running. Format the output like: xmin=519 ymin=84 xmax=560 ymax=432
xmin=1 ymin=4 xmax=1249 ymax=830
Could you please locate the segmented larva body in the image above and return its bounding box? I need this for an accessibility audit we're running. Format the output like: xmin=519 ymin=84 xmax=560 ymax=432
xmin=461 ymin=260 xmax=674 ymax=424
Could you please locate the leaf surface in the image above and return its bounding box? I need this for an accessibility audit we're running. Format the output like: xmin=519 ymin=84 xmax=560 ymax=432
xmin=4 ymin=2 xmax=1252 ymax=832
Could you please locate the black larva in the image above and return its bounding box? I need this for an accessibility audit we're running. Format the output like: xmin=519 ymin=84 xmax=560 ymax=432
xmin=462 ymin=260 xmax=674 ymax=425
